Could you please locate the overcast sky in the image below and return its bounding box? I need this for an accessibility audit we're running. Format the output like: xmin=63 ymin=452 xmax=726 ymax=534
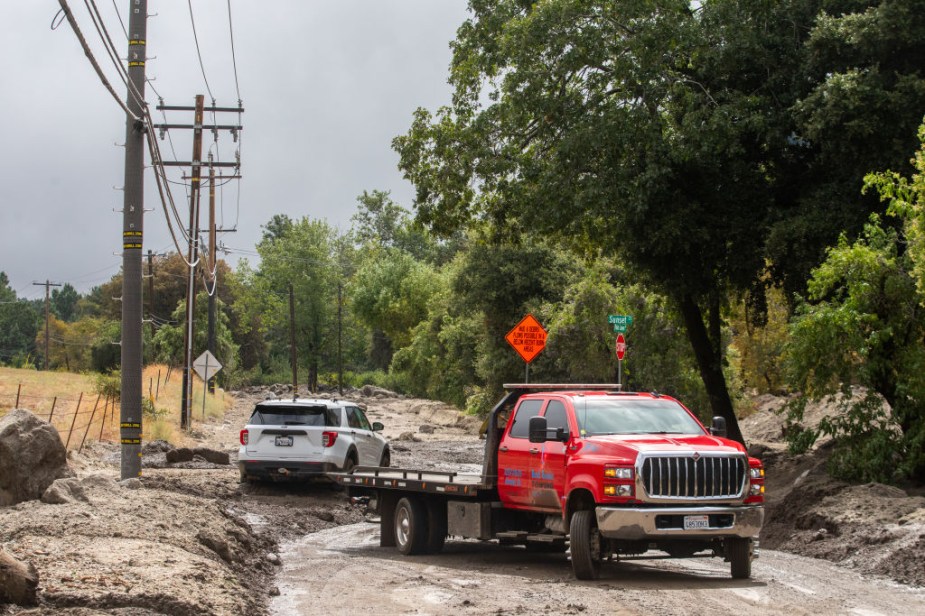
xmin=0 ymin=1 xmax=470 ymax=297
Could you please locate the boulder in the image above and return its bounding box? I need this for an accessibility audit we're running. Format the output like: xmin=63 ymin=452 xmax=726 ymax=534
xmin=0 ymin=549 xmax=38 ymax=606
xmin=41 ymin=477 xmax=89 ymax=504
xmin=0 ymin=409 xmax=73 ymax=506
xmin=166 ymin=447 xmax=230 ymax=465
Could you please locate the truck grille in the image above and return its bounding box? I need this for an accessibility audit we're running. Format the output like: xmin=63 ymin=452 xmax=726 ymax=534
xmin=640 ymin=454 xmax=746 ymax=500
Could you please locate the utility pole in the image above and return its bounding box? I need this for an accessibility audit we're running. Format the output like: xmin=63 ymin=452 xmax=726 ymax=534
xmin=120 ymin=0 xmax=148 ymax=480
xmin=207 ymin=163 xmax=217 ymax=394
xmin=289 ymin=284 xmax=298 ymax=396
xmin=180 ymin=94 xmax=205 ymax=430
xmin=153 ymin=101 xmax=243 ymax=424
xmin=337 ymin=282 xmax=343 ymax=395
xmin=33 ymin=280 xmax=62 ymax=370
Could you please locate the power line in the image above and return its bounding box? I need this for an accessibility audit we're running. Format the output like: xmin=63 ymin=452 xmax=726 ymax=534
xmin=54 ymin=0 xmax=140 ymax=121
xmin=226 ymin=0 xmax=242 ymax=102
xmin=187 ymin=0 xmax=215 ymax=101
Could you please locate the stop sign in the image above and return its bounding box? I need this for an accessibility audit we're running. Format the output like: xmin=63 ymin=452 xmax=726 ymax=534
xmin=615 ymin=333 xmax=627 ymax=361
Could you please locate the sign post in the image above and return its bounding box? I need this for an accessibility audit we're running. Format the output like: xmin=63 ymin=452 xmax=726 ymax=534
xmin=609 ymin=315 xmax=632 ymax=388
xmin=615 ymin=333 xmax=627 ymax=387
xmin=505 ymin=314 xmax=547 ymax=383
xmin=193 ymin=350 xmax=223 ymax=421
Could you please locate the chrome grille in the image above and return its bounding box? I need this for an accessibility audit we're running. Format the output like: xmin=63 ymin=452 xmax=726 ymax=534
xmin=640 ymin=454 xmax=746 ymax=499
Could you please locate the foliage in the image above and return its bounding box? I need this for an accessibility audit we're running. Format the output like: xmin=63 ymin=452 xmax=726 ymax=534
xmin=728 ymin=283 xmax=790 ymax=394
xmin=0 ymin=273 xmax=39 ymax=367
xmin=785 ymin=217 xmax=925 ymax=483
xmin=50 ymin=284 xmax=80 ymax=322
xmin=151 ymin=292 xmax=239 ymax=377
xmin=350 ymin=248 xmax=443 ymax=351
xmin=93 ymin=370 xmax=121 ymax=399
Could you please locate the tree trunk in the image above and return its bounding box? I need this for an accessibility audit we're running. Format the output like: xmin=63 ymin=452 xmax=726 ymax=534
xmin=677 ymin=293 xmax=745 ymax=445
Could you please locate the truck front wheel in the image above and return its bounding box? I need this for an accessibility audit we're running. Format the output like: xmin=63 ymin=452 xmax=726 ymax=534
xmin=395 ymin=497 xmax=428 ymax=555
xmin=727 ymin=538 xmax=752 ymax=579
xmin=569 ymin=510 xmax=602 ymax=580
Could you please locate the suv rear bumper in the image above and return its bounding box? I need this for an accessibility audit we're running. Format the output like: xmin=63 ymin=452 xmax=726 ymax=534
xmin=595 ymin=505 xmax=763 ymax=540
xmin=239 ymin=459 xmax=340 ymax=479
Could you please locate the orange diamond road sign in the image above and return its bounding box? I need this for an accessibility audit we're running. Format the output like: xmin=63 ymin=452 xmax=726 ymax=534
xmin=505 ymin=314 xmax=548 ymax=363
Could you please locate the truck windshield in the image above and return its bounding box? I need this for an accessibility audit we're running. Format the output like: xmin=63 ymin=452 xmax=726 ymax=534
xmin=577 ymin=398 xmax=704 ymax=436
xmin=249 ymin=405 xmax=337 ymax=427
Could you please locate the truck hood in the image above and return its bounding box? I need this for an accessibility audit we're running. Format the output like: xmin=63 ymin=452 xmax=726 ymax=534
xmin=580 ymin=433 xmax=746 ymax=458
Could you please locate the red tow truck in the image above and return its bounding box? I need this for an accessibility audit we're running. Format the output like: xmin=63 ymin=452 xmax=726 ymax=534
xmin=340 ymin=384 xmax=765 ymax=579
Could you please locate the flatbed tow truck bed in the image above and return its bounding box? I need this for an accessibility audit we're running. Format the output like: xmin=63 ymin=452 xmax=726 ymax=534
xmin=336 ymin=466 xmax=494 ymax=498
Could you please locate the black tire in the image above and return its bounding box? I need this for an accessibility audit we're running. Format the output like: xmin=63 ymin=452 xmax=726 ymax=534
xmin=238 ymin=467 xmax=255 ymax=484
xmin=379 ymin=448 xmax=391 ymax=468
xmin=342 ymin=453 xmax=358 ymax=474
xmin=727 ymin=538 xmax=752 ymax=579
xmin=569 ymin=510 xmax=602 ymax=580
xmin=394 ymin=497 xmax=429 ymax=555
xmin=425 ymin=500 xmax=447 ymax=554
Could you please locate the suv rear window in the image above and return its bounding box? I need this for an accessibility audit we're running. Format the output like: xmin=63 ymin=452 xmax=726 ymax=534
xmin=249 ymin=404 xmax=338 ymax=427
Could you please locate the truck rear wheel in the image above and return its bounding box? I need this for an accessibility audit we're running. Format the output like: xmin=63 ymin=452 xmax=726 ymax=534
xmin=425 ymin=500 xmax=447 ymax=554
xmin=727 ymin=538 xmax=752 ymax=579
xmin=569 ymin=510 xmax=602 ymax=580
xmin=395 ymin=497 xmax=428 ymax=555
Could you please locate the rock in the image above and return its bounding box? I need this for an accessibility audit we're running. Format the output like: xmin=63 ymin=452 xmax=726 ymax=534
xmin=81 ymin=472 xmax=117 ymax=491
xmin=360 ymin=384 xmax=397 ymax=398
xmin=268 ymin=586 xmax=281 ymax=597
xmin=0 ymin=549 xmax=38 ymax=606
xmin=419 ymin=424 xmax=436 ymax=434
xmin=119 ymin=478 xmax=142 ymax=490
xmin=313 ymin=509 xmax=335 ymax=522
xmin=197 ymin=529 xmax=235 ymax=563
xmin=41 ymin=477 xmax=89 ymax=504
xmin=397 ymin=431 xmax=420 ymax=442
xmin=142 ymin=439 xmax=174 ymax=454
xmin=0 ymin=409 xmax=73 ymax=506
xmin=166 ymin=447 xmax=230 ymax=465
xmin=266 ymin=552 xmax=281 ymax=565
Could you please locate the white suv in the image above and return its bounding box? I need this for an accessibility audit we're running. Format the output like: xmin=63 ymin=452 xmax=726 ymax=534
xmin=237 ymin=398 xmax=389 ymax=482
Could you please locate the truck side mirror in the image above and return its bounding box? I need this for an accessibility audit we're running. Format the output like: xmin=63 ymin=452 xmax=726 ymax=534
xmin=528 ymin=416 xmax=548 ymax=443
xmin=710 ymin=416 xmax=727 ymax=438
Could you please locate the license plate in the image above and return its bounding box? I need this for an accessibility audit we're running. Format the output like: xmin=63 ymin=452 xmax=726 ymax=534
xmin=683 ymin=515 xmax=710 ymax=530
xmin=275 ymin=435 xmax=293 ymax=447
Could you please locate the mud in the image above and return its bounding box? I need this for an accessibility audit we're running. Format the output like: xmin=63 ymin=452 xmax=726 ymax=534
xmin=1 ymin=388 xmax=923 ymax=615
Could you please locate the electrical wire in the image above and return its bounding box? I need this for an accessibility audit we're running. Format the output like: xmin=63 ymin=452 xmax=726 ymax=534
xmin=54 ymin=0 xmax=140 ymax=121
xmin=226 ymin=0 xmax=242 ymax=103
xmin=187 ymin=0 xmax=215 ymax=101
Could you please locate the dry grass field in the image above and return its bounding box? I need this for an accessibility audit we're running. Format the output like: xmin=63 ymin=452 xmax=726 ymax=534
xmin=0 ymin=364 xmax=231 ymax=448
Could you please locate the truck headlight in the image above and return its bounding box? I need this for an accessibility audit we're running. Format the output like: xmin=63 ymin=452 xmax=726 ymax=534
xmin=604 ymin=484 xmax=633 ymax=497
xmin=749 ymin=467 xmax=765 ymax=479
xmin=750 ymin=484 xmax=765 ymax=496
xmin=604 ymin=466 xmax=633 ymax=480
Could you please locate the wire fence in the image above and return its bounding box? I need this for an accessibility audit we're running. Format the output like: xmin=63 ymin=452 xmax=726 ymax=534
xmin=0 ymin=366 xmax=175 ymax=451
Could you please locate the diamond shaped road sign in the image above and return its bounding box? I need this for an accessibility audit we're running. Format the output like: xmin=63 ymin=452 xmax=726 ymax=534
xmin=193 ymin=350 xmax=223 ymax=382
xmin=505 ymin=314 xmax=548 ymax=364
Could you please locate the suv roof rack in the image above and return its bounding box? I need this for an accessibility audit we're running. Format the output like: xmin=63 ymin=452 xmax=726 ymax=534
xmin=502 ymin=383 xmax=623 ymax=391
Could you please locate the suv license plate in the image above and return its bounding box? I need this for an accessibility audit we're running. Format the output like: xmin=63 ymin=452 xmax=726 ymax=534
xmin=683 ymin=515 xmax=710 ymax=530
xmin=275 ymin=435 xmax=293 ymax=447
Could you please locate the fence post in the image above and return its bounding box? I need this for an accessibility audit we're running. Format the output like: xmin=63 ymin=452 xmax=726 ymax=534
xmin=156 ymin=369 xmax=161 ymax=400
xmin=15 ymin=383 xmax=21 ymax=408
xmin=64 ymin=398 xmax=80 ymax=449
xmin=79 ymin=396 xmax=101 ymax=452
xmin=95 ymin=394 xmax=107 ymax=441
xmin=149 ymin=377 xmax=153 ymax=401
xmin=49 ymin=397 xmax=58 ymax=422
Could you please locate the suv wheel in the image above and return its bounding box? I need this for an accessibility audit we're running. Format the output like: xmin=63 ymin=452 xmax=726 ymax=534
xmin=342 ymin=454 xmax=357 ymax=474
xmin=379 ymin=448 xmax=391 ymax=468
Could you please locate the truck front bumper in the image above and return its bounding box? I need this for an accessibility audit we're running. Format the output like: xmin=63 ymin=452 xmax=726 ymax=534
xmin=595 ymin=505 xmax=763 ymax=540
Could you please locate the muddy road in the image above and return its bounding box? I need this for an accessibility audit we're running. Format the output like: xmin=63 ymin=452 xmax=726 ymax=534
xmin=271 ymin=519 xmax=925 ymax=615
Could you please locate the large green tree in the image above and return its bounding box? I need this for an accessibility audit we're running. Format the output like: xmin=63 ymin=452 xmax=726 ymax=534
xmin=394 ymin=0 xmax=925 ymax=443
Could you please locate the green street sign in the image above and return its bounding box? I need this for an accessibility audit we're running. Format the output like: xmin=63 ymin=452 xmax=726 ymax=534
xmin=608 ymin=314 xmax=633 ymax=333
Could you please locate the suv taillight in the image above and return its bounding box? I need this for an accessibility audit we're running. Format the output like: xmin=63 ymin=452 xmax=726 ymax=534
xmin=322 ymin=431 xmax=338 ymax=447
xmin=239 ymin=429 xmax=248 ymax=446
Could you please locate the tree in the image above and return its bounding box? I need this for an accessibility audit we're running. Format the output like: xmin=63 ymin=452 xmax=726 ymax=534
xmin=394 ymin=0 xmax=925 ymax=444
xmin=0 ymin=273 xmax=39 ymax=366
xmin=51 ymin=284 xmax=80 ymax=322
xmin=785 ymin=218 xmax=925 ymax=483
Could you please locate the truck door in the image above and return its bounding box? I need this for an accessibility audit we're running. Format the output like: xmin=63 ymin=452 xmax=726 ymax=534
xmin=534 ymin=399 xmax=572 ymax=512
xmin=497 ymin=398 xmax=544 ymax=508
